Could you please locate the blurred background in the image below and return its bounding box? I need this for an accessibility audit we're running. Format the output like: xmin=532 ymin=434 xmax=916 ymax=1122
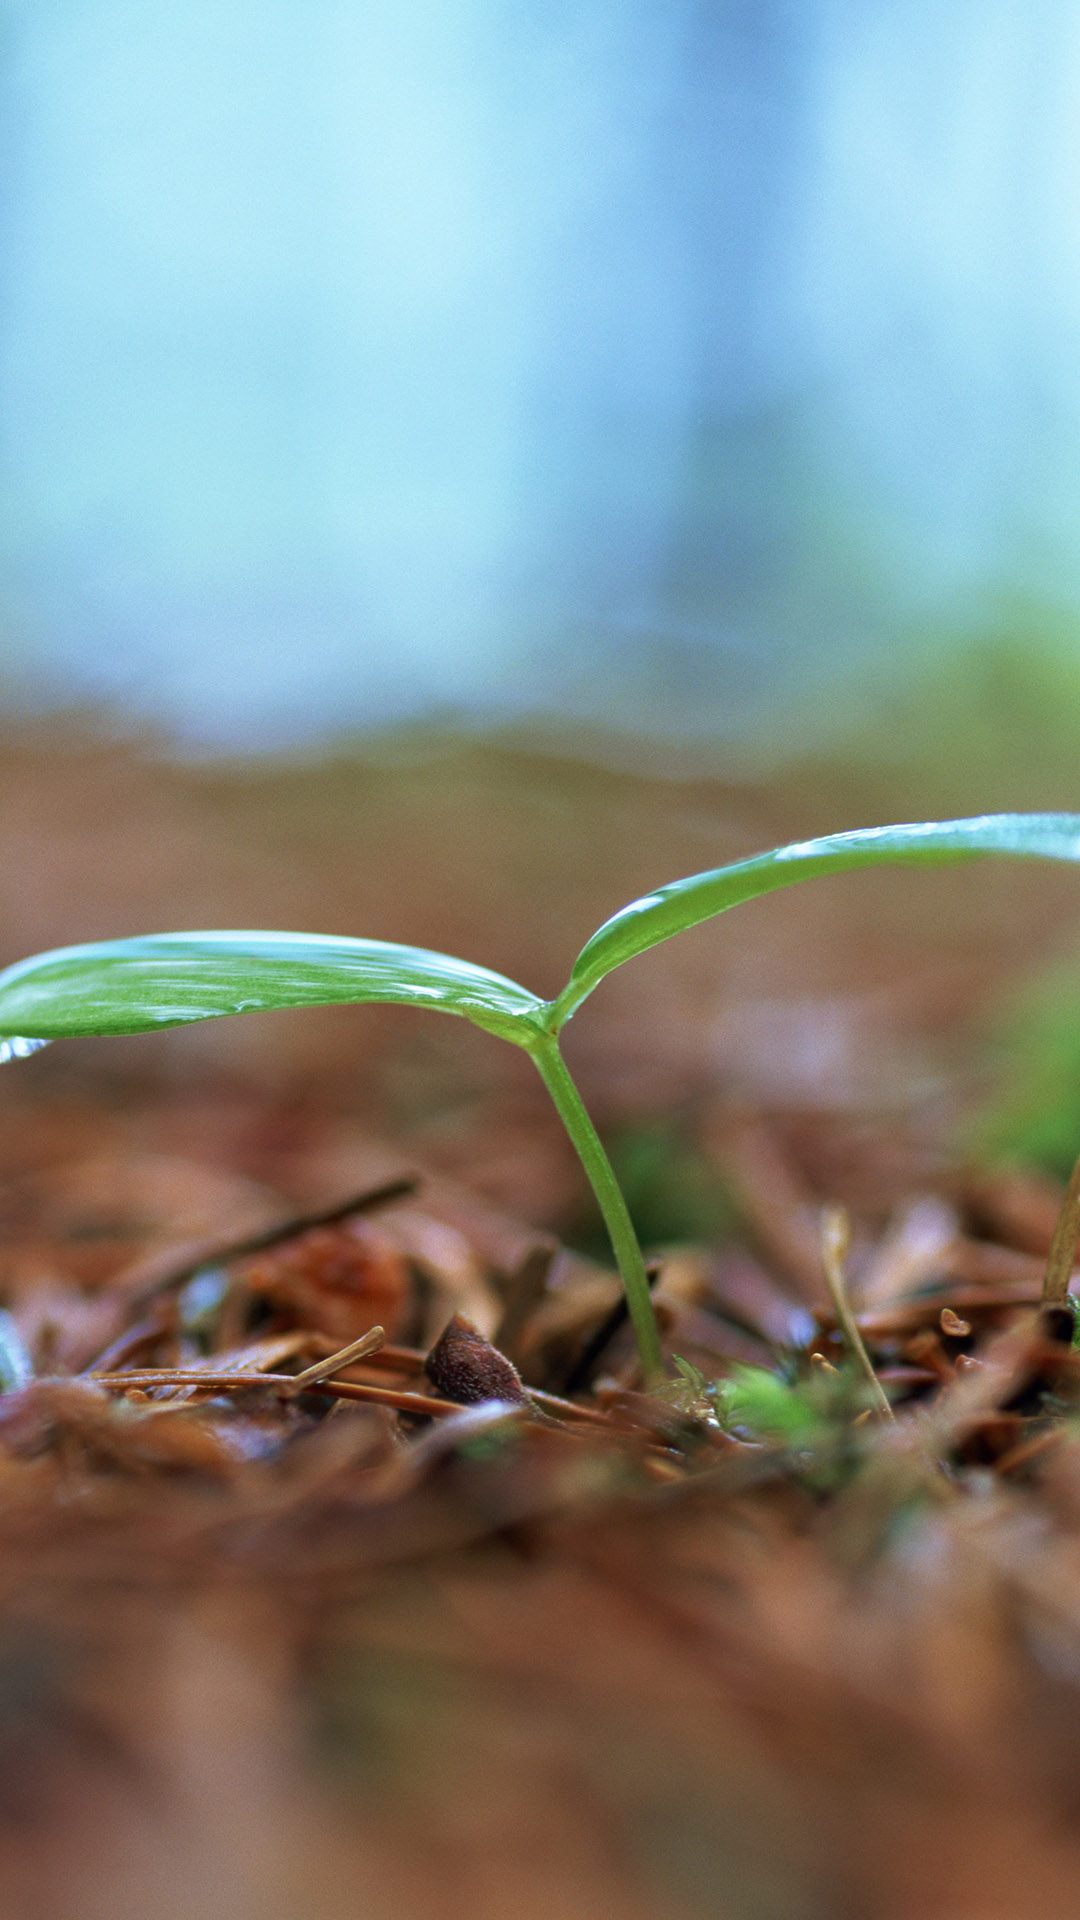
xmin=3 ymin=0 xmax=1080 ymax=756
xmin=1 ymin=0 xmax=1080 ymax=1166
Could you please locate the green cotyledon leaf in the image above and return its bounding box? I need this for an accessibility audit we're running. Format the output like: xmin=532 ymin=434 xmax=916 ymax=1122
xmin=551 ymin=813 xmax=1080 ymax=1028
xmin=0 ymin=930 xmax=549 ymax=1049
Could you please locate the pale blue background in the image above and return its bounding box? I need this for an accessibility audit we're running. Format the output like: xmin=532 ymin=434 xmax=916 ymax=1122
xmin=0 ymin=1 xmax=1077 ymax=747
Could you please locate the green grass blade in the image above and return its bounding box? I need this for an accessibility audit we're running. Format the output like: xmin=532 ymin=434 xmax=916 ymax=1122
xmin=552 ymin=813 xmax=1080 ymax=1027
xmin=0 ymin=931 xmax=548 ymax=1048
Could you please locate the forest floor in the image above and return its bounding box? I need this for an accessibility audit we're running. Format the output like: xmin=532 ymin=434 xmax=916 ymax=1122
xmin=1 ymin=722 xmax=1080 ymax=1919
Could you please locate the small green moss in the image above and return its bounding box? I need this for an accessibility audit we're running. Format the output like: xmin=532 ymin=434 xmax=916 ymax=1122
xmin=712 ymin=1365 xmax=826 ymax=1446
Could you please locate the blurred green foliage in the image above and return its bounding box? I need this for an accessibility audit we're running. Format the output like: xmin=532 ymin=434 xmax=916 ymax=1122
xmin=971 ymin=961 xmax=1080 ymax=1177
xmin=567 ymin=1120 xmax=735 ymax=1258
xmin=785 ymin=608 xmax=1080 ymax=817
xmin=810 ymin=617 xmax=1080 ymax=1183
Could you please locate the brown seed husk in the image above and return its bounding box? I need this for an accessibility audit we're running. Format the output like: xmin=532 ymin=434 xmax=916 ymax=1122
xmin=424 ymin=1313 xmax=527 ymax=1406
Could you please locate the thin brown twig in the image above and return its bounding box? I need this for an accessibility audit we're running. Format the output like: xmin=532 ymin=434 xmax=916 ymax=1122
xmin=305 ymin=1336 xmax=626 ymax=1430
xmin=307 ymin=1379 xmax=462 ymax=1416
xmin=527 ymin=1389 xmax=622 ymax=1428
xmin=820 ymin=1207 xmax=894 ymax=1421
xmin=322 ymin=1336 xmax=618 ymax=1428
xmin=284 ymin=1326 xmax=386 ymax=1394
xmin=994 ymin=1427 xmax=1064 ymax=1477
xmin=339 ymin=1341 xmax=426 ymax=1372
xmin=125 ymin=1176 xmax=419 ymax=1305
xmin=89 ymin=1366 xmax=462 ymax=1417
xmin=82 ymin=1311 xmax=174 ymax=1376
xmin=90 ymin=1358 xmax=619 ymax=1426
xmin=285 ymin=1335 xmax=622 ymax=1427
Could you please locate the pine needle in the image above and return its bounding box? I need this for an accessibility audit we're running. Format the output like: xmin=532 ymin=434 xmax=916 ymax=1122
xmin=820 ymin=1206 xmax=894 ymax=1421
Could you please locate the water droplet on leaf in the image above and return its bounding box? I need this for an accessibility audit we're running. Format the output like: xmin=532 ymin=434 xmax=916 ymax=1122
xmin=0 ymin=1036 xmax=50 ymax=1064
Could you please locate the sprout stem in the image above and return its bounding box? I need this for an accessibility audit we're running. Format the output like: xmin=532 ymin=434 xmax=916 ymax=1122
xmin=529 ymin=1035 xmax=664 ymax=1385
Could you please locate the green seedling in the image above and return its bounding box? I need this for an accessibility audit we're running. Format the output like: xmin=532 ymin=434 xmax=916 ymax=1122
xmin=1 ymin=813 xmax=1079 ymax=1383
